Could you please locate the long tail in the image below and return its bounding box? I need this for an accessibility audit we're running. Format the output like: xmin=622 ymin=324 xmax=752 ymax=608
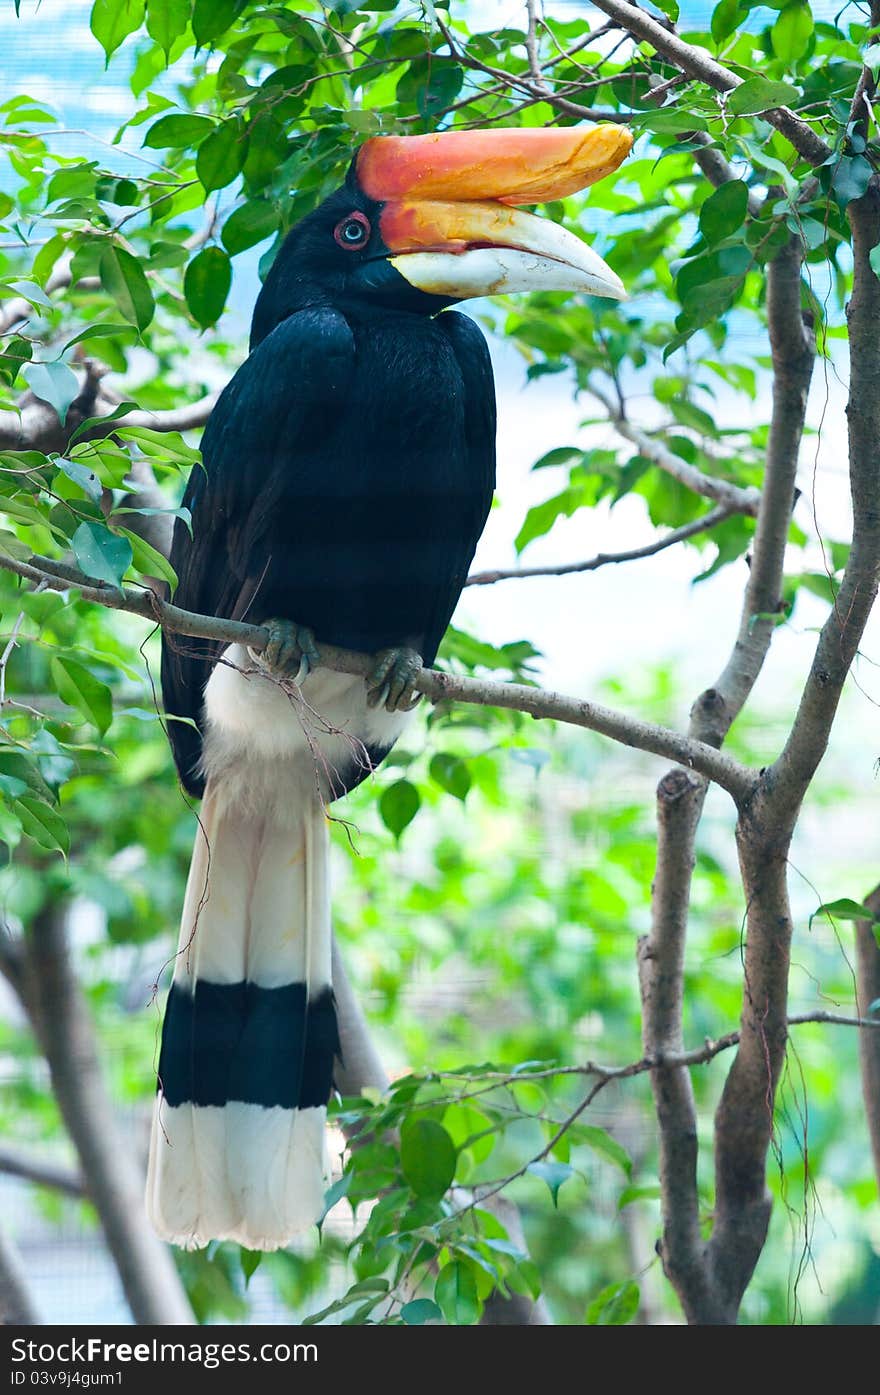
xmin=146 ymin=783 xmax=339 ymax=1250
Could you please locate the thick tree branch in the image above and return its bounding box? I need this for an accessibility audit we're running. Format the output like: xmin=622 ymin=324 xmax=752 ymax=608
xmin=0 ymin=1226 xmax=39 ymax=1324
xmin=696 ymin=218 xmax=847 ymax=1318
xmin=2 ymin=906 xmax=192 ymax=1326
xmin=856 ymin=886 xmax=880 ymax=1194
xmin=638 ymin=768 xmax=718 ymax=1322
xmin=585 ymin=0 xmax=833 ymax=166
xmin=0 ymin=549 xmax=755 ymax=800
xmin=768 ymin=184 xmax=880 ymax=821
xmin=693 ymin=236 xmax=816 ymax=747
xmin=641 ymin=233 xmax=815 ymax=1323
xmin=708 ymin=838 xmax=789 ymax=1318
xmin=465 ymin=504 xmax=734 ymax=586
xmin=0 ymin=385 xmax=218 ymax=452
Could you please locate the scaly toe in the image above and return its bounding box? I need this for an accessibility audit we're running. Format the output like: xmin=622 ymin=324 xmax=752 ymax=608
xmin=260 ymin=618 xmax=319 ymax=684
xmin=367 ymin=646 xmax=423 ymax=714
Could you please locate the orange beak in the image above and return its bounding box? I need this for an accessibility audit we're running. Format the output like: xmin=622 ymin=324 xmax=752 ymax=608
xmin=355 ymin=125 xmax=632 ymax=302
xmin=357 ymin=126 xmax=633 ymax=205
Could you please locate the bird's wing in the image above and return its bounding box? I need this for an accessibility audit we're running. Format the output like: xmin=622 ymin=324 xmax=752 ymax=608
xmin=418 ymin=310 xmax=497 ymax=664
xmin=161 ymin=307 xmax=356 ymax=795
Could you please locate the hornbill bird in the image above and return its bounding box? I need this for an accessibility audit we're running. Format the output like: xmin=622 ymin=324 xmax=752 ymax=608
xmin=147 ymin=125 xmax=632 ymax=1250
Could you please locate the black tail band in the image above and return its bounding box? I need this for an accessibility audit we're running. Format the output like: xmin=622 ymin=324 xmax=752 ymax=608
xmin=158 ymin=980 xmax=339 ymax=1110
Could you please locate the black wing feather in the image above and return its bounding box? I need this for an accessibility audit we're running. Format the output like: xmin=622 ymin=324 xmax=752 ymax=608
xmin=162 ymin=307 xmax=355 ymax=795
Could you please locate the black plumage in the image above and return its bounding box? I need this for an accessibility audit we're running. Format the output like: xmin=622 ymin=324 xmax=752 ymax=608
xmin=162 ymin=184 xmax=496 ymax=799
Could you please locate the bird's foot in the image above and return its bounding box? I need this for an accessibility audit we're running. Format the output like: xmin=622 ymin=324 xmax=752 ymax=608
xmin=257 ymin=618 xmax=320 ymax=686
xmin=366 ymin=646 xmax=423 ymax=713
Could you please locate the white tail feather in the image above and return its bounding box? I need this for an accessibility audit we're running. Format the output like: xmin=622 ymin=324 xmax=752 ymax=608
xmin=146 ymin=782 xmax=332 ymax=1250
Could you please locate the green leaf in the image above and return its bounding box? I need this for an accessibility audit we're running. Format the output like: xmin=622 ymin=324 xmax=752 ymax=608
xmin=56 ymin=455 xmax=104 ymax=504
xmin=143 ymin=113 xmax=214 ymax=148
xmin=221 ymin=200 xmax=279 ymax=255
xmin=114 ymin=527 xmax=178 ymax=589
xmin=699 ymin=181 xmax=749 ymax=245
xmin=429 ymin=752 xmax=471 ymax=802
xmin=618 ymin=1184 xmax=663 ymax=1209
xmin=379 ymin=779 xmax=420 ymax=839
xmin=711 ymin=0 xmax=742 ymax=43
xmin=50 ymin=657 xmax=113 ymax=735
xmin=400 ymin=1119 xmax=456 ymax=1199
xmin=196 ymin=120 xmax=248 ymax=193
xmin=146 ymin=0 xmax=191 ymax=58
xmin=586 ymin=1280 xmax=640 ymax=1326
xmin=871 ymin=246 xmax=880 ymax=284
xmin=809 ymin=897 xmax=880 ymax=929
xmin=100 ymin=245 xmax=155 ymax=332
xmin=726 ymin=78 xmax=800 ymax=116
xmin=21 ymin=362 xmax=80 ymax=427
xmin=527 ymin=1160 xmax=574 ymax=1206
xmin=771 ymin=3 xmax=813 ymax=63
xmin=184 ymin=246 xmax=231 ymax=329
xmin=90 ymin=0 xmax=146 ymax=62
xmin=71 ymin=520 xmax=133 ymax=588
xmin=578 ymin=1125 xmax=632 ymax=1177
xmin=0 ymin=530 xmax=32 ymax=561
xmin=434 ymin=1262 xmax=481 ymax=1325
xmin=192 ymin=0 xmax=242 ymax=45
xmin=829 ymin=155 xmax=873 ymax=209
xmin=15 ymin=796 xmax=69 ymax=857
xmin=239 ymin=1249 xmax=261 ymax=1288
xmin=0 ymin=335 xmax=32 ymax=387
xmin=62 ymin=324 xmax=134 ymax=351
xmin=396 ymin=56 xmax=464 ymax=119
xmin=2 ymin=279 xmax=52 ymax=311
xmin=401 ymin=1298 xmax=441 ymax=1325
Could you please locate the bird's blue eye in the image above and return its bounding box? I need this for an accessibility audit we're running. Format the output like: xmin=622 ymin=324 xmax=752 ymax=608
xmin=334 ymin=212 xmax=370 ymax=249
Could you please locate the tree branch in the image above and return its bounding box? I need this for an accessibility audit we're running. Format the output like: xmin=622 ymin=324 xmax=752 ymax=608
xmin=638 ymin=768 xmax=719 ymax=1323
xmin=585 ymin=0 xmax=833 ymax=166
xmin=768 ymin=183 xmax=880 ymax=821
xmin=6 ymin=906 xmax=193 ymax=1325
xmin=588 ymin=384 xmax=762 ymax=516
xmin=0 ymin=253 xmax=77 ymax=336
xmin=0 ymin=549 xmax=755 ymax=800
xmin=0 ymin=1226 xmax=40 ymax=1324
xmin=0 ymin=1146 xmax=86 ymax=1199
xmin=692 ymin=236 xmax=816 ymax=747
xmin=0 ymin=385 xmax=218 ymax=452
xmin=640 ymin=233 xmax=816 ymax=1323
xmin=464 ymin=504 xmax=734 ymax=586
xmin=856 ymin=886 xmax=880 ymax=1195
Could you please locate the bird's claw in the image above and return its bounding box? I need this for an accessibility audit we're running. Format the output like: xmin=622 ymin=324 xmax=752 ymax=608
xmin=366 ymin=646 xmax=423 ymax=713
xmin=259 ymin=618 xmax=320 ymax=685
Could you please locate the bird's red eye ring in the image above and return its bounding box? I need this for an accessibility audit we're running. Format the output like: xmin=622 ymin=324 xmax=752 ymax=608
xmin=334 ymin=211 xmax=371 ymax=250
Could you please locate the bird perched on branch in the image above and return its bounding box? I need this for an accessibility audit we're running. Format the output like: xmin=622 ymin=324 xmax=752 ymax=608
xmin=147 ymin=125 xmax=632 ymax=1250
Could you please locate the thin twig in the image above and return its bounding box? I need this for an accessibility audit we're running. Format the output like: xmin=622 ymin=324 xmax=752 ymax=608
xmin=585 ymin=0 xmax=833 ymax=167
xmin=464 ymin=505 xmax=734 ymax=586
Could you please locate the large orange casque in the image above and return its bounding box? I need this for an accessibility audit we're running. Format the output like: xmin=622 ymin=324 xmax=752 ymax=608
xmin=356 ymin=126 xmax=633 ymax=206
